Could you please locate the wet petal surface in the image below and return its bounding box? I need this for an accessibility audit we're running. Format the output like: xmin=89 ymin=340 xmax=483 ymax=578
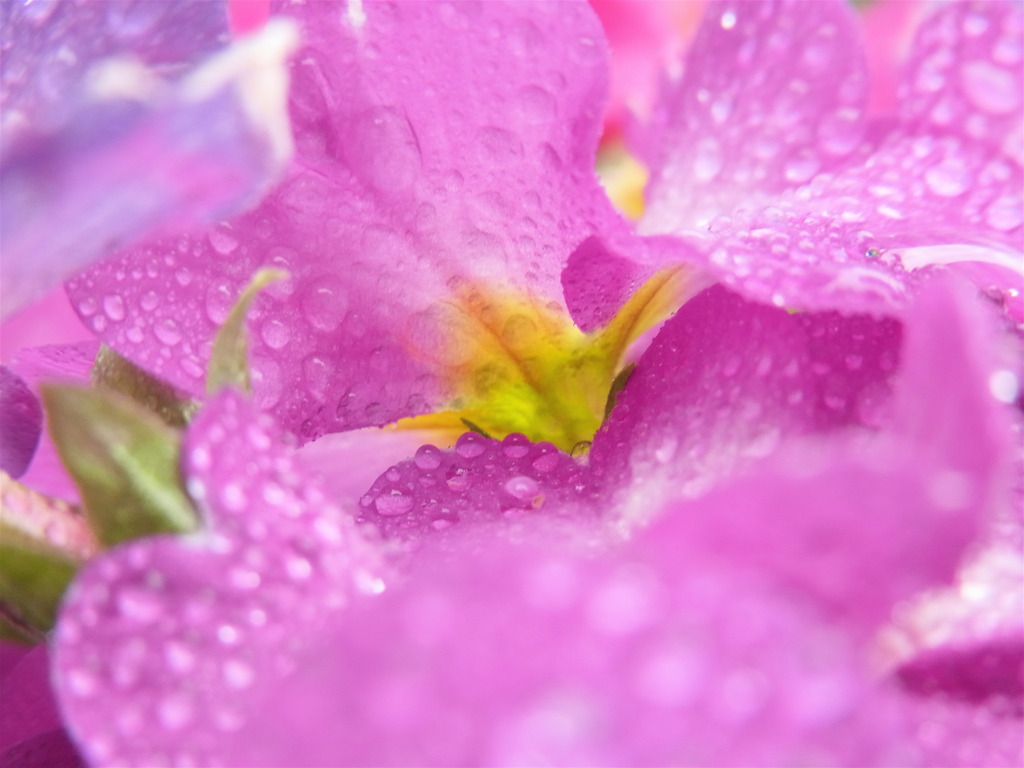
xmin=52 ymin=391 xmax=383 ymax=767
xmin=68 ymin=0 xmax=626 ymax=441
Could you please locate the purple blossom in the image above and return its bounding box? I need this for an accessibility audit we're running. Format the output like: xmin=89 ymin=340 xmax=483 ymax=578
xmin=0 ymin=1 xmax=1022 ymax=767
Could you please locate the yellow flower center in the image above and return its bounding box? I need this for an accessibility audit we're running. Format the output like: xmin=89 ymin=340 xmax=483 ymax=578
xmin=395 ymin=267 xmax=694 ymax=452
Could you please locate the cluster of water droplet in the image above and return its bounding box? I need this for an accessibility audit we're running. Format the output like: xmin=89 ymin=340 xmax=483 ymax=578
xmin=53 ymin=392 xmax=383 ymax=766
xmin=358 ymin=431 xmax=593 ymax=543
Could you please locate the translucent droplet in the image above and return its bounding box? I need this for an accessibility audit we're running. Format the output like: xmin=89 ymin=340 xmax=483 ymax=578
xmin=692 ymin=138 xmax=723 ymax=183
xmin=961 ymin=60 xmax=1020 ymax=114
xmin=445 ymin=466 xmax=471 ymax=491
xmin=223 ymin=659 xmax=255 ymax=690
xmin=345 ymin=106 xmax=423 ymax=191
xmin=154 ymin=318 xmax=182 ymax=346
xmin=260 ymin=318 xmax=291 ymax=350
xmin=720 ymin=10 xmax=737 ymax=29
xmin=989 ymin=369 xmax=1019 ymax=403
xmin=504 ymin=475 xmax=539 ymax=500
xmin=455 ymin=433 xmax=487 ymax=458
xmin=209 ymin=227 xmax=239 ymax=255
xmin=301 ymin=276 xmax=349 ymax=331
xmin=414 ymin=445 xmax=442 ymax=470
xmin=158 ymin=693 xmax=194 ymax=731
xmin=985 ymin=195 xmax=1023 ymax=231
xmin=924 ymin=156 xmax=970 ymax=197
xmin=102 ymin=294 xmax=125 ymax=322
xmin=374 ymin=490 xmax=414 ymax=516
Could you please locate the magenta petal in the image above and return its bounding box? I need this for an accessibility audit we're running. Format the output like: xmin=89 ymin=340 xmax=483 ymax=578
xmin=69 ymin=0 xmax=626 ymax=439
xmin=2 ymin=3 xmax=295 ymax=316
xmin=590 ymin=285 xmax=903 ymax=503
xmin=356 ymin=432 xmax=593 ymax=548
xmin=900 ymin=1 xmax=1024 ymax=164
xmin=233 ymin=530 xmax=908 ymax=767
xmin=641 ymin=0 xmax=868 ymax=233
xmin=694 ymin=128 xmax=1022 ymax=315
xmin=0 ymin=730 xmax=83 ymax=768
xmin=7 ymin=342 xmax=98 ymax=502
xmin=0 ymin=646 xmax=61 ymax=753
xmin=52 ymin=390 xmax=383 ymax=767
xmin=0 ymin=366 xmax=42 ymax=478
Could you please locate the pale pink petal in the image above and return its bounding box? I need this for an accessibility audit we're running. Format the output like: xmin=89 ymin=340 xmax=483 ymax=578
xmin=68 ymin=0 xmax=626 ymax=440
xmin=52 ymin=391 xmax=383 ymax=767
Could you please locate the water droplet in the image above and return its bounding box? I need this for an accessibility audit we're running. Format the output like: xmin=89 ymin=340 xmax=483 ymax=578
xmin=154 ymin=318 xmax=182 ymax=346
xmin=477 ymin=125 xmax=523 ymax=164
xmin=784 ymin=152 xmax=820 ymax=184
xmin=692 ymin=138 xmax=722 ymax=182
xmin=209 ymin=227 xmax=239 ymax=255
xmin=102 ymin=294 xmax=125 ymax=322
xmin=445 ymin=465 xmax=471 ymax=491
xmin=217 ymin=624 xmax=240 ymax=645
xmin=140 ymin=290 xmax=160 ymax=311
xmin=158 ymin=693 xmax=194 ymax=730
xmin=455 ymin=433 xmax=487 ymax=458
xmin=985 ymin=195 xmax=1023 ymax=231
xmin=720 ymin=10 xmax=737 ymax=29
xmin=164 ymin=641 xmax=195 ymax=675
xmin=517 ymin=84 xmax=556 ymax=124
xmin=78 ymin=297 xmax=97 ymax=317
xmin=66 ymin=668 xmax=98 ymax=698
xmin=375 ymin=490 xmax=414 ymax=517
xmin=345 ymin=106 xmax=422 ymax=191
xmin=818 ymin=107 xmax=862 ymax=156
xmin=414 ymin=445 xmax=442 ymax=470
xmin=924 ymin=156 xmax=971 ymax=197
xmin=115 ymin=586 xmax=161 ymax=624
xmin=504 ymin=475 xmax=539 ymax=500
xmin=285 ymin=555 xmax=312 ymax=581
xmin=961 ymin=61 xmax=1020 ymax=114
xmin=301 ymin=275 xmax=349 ymax=331
xmin=260 ymin=318 xmax=291 ymax=350
xmin=989 ymin=369 xmax=1019 ymax=403
xmin=223 ymin=659 xmax=255 ymax=690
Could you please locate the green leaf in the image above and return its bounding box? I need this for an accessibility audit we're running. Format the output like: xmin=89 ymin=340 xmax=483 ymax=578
xmin=92 ymin=344 xmax=199 ymax=427
xmin=0 ymin=473 xmax=95 ymax=639
xmin=40 ymin=384 xmax=200 ymax=547
xmin=207 ymin=268 xmax=289 ymax=395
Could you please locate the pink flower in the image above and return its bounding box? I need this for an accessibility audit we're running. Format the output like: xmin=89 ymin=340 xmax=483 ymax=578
xmin=0 ymin=2 xmax=1021 ymax=766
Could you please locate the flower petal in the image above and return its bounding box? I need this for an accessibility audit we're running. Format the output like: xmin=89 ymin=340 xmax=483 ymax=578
xmin=67 ymin=0 xmax=626 ymax=440
xmin=1 ymin=3 xmax=296 ymax=315
xmin=590 ymin=284 xmax=903 ymax=510
xmin=900 ymin=0 xmax=1024 ymax=164
xmin=232 ymin=526 xmax=908 ymax=767
xmin=52 ymin=390 xmax=383 ymax=767
xmin=640 ymin=0 xmax=868 ymax=233
xmin=0 ymin=367 xmax=42 ymax=479
xmin=356 ymin=432 xmax=594 ymax=549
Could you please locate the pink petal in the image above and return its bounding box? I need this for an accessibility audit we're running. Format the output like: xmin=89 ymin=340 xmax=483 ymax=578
xmin=0 ymin=730 xmax=83 ymax=768
xmin=68 ymin=0 xmax=627 ymax=440
xmin=0 ymin=366 xmax=42 ymax=478
xmin=900 ymin=1 xmax=1024 ymax=164
xmin=0 ymin=646 xmax=62 ymax=753
xmin=7 ymin=342 xmax=97 ymax=502
xmin=232 ymin=527 xmax=908 ymax=767
xmin=590 ymin=284 xmax=903 ymax=503
xmin=2 ymin=2 xmax=295 ymax=315
xmin=355 ymin=432 xmax=594 ymax=549
xmin=640 ymin=0 xmax=869 ymax=233
xmin=52 ymin=391 xmax=384 ymax=767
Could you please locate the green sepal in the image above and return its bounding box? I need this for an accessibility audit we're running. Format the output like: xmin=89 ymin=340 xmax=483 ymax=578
xmin=40 ymin=384 xmax=200 ymax=547
xmin=92 ymin=345 xmax=199 ymax=427
xmin=0 ymin=522 xmax=80 ymax=641
xmin=0 ymin=474 xmax=96 ymax=641
xmin=207 ymin=268 xmax=289 ymax=396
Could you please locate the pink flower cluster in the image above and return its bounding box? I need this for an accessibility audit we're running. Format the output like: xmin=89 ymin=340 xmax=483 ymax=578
xmin=1 ymin=1 xmax=1021 ymax=766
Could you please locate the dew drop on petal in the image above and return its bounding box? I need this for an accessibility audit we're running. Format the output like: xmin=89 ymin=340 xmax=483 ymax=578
xmin=960 ymin=60 xmax=1021 ymax=115
xmin=375 ymin=490 xmax=414 ymax=516
xmin=504 ymin=475 xmax=539 ymax=500
xmin=924 ymin=156 xmax=971 ymax=197
xmin=989 ymin=369 xmax=1020 ymax=403
xmin=414 ymin=445 xmax=442 ymax=470
xmin=102 ymin=294 xmax=125 ymax=322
